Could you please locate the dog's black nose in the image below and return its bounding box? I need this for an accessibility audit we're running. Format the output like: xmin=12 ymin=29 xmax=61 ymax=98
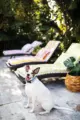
xmin=27 ymin=74 xmax=30 ymax=76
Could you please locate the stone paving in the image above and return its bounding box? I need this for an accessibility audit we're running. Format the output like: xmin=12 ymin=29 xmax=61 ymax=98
xmin=0 ymin=57 xmax=80 ymax=120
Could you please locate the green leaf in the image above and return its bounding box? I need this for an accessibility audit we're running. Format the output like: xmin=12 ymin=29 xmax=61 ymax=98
xmin=64 ymin=57 xmax=76 ymax=70
xmin=69 ymin=63 xmax=80 ymax=76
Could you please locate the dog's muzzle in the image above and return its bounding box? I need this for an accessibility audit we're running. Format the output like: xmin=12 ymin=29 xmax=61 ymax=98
xmin=26 ymin=75 xmax=31 ymax=81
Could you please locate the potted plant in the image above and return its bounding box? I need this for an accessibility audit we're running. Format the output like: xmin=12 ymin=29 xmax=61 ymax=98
xmin=64 ymin=57 xmax=80 ymax=92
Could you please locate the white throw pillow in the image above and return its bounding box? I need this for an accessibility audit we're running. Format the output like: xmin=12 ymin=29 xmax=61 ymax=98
xmin=31 ymin=41 xmax=42 ymax=47
xmin=21 ymin=44 xmax=32 ymax=52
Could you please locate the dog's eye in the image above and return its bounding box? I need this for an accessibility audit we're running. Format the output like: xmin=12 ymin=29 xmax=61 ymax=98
xmin=31 ymin=72 xmax=34 ymax=74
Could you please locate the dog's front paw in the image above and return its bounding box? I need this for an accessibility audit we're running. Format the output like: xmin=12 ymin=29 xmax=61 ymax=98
xmin=24 ymin=105 xmax=30 ymax=108
xmin=39 ymin=111 xmax=50 ymax=115
xmin=29 ymin=109 xmax=34 ymax=113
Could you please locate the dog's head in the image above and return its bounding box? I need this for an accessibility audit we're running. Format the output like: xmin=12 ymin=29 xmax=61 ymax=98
xmin=25 ymin=65 xmax=40 ymax=82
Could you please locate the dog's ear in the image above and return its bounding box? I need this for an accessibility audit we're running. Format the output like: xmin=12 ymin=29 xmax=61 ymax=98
xmin=25 ymin=65 xmax=30 ymax=72
xmin=33 ymin=67 xmax=40 ymax=75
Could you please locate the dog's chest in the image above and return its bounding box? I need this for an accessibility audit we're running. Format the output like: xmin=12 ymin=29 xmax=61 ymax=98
xmin=25 ymin=78 xmax=43 ymax=97
xmin=25 ymin=78 xmax=52 ymax=101
xmin=25 ymin=83 xmax=33 ymax=97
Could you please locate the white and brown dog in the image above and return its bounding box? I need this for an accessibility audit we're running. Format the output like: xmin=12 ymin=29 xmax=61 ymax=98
xmin=24 ymin=65 xmax=74 ymax=115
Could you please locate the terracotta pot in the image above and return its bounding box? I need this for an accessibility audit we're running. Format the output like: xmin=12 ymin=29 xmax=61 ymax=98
xmin=65 ymin=74 xmax=80 ymax=92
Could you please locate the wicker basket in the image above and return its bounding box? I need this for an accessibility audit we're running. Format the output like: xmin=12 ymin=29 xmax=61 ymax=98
xmin=65 ymin=74 xmax=80 ymax=92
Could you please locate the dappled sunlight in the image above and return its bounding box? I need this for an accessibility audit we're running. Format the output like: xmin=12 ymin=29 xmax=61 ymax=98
xmin=0 ymin=81 xmax=23 ymax=96
xmin=5 ymin=76 xmax=20 ymax=85
xmin=47 ymin=0 xmax=56 ymax=9
xmin=0 ymin=66 xmax=24 ymax=105
xmin=0 ymin=69 xmax=11 ymax=79
xmin=11 ymin=88 xmax=22 ymax=96
xmin=0 ymin=67 xmax=21 ymax=86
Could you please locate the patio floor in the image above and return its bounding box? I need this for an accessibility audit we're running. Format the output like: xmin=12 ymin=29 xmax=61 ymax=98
xmin=0 ymin=57 xmax=80 ymax=120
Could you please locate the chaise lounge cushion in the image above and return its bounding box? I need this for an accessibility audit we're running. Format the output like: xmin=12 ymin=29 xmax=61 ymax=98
xmin=15 ymin=52 xmax=79 ymax=79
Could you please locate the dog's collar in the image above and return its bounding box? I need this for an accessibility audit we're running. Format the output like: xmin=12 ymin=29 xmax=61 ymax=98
xmin=27 ymin=81 xmax=31 ymax=83
xmin=31 ymin=76 xmax=36 ymax=82
xmin=27 ymin=76 xmax=36 ymax=83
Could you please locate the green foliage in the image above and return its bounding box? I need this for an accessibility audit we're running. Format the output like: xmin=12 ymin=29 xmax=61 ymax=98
xmin=64 ymin=57 xmax=76 ymax=70
xmin=0 ymin=0 xmax=80 ymax=51
xmin=56 ymin=0 xmax=80 ymax=49
xmin=70 ymin=64 xmax=80 ymax=76
xmin=64 ymin=57 xmax=80 ymax=76
xmin=0 ymin=0 xmax=63 ymax=42
xmin=32 ymin=46 xmax=41 ymax=54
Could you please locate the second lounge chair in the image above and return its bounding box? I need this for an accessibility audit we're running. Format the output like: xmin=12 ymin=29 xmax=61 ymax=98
xmin=6 ymin=40 xmax=60 ymax=70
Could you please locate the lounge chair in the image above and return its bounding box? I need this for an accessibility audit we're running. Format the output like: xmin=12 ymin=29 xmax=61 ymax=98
xmin=15 ymin=43 xmax=80 ymax=83
xmin=6 ymin=40 xmax=60 ymax=69
xmin=3 ymin=41 xmax=42 ymax=57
